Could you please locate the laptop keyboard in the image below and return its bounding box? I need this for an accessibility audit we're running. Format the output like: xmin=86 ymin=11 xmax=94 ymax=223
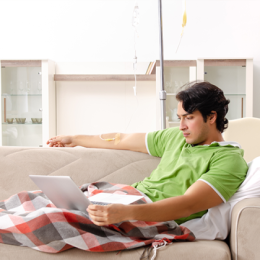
xmin=91 ymin=201 xmax=110 ymax=206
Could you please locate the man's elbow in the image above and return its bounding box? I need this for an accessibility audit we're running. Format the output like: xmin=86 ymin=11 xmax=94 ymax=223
xmin=181 ymin=195 xmax=202 ymax=218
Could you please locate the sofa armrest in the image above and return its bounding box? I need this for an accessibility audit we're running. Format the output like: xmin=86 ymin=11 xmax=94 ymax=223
xmin=230 ymin=198 xmax=260 ymax=260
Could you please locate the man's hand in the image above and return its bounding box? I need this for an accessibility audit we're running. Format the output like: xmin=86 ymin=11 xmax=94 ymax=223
xmin=46 ymin=135 xmax=76 ymax=147
xmin=87 ymin=204 xmax=129 ymax=226
xmin=86 ymin=180 xmax=224 ymax=225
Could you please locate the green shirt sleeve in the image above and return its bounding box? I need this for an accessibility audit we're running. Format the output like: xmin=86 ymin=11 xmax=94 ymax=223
xmin=147 ymin=127 xmax=183 ymax=158
xmin=200 ymin=150 xmax=248 ymax=202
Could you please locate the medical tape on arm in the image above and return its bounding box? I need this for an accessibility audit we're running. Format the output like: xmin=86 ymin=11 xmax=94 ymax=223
xmin=99 ymin=133 xmax=121 ymax=145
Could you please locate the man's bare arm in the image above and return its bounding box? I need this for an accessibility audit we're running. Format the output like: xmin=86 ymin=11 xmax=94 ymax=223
xmin=87 ymin=180 xmax=224 ymax=225
xmin=46 ymin=133 xmax=148 ymax=154
xmin=127 ymin=180 xmax=223 ymax=222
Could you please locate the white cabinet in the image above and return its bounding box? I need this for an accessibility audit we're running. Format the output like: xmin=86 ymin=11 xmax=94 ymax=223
xmin=156 ymin=58 xmax=253 ymax=130
xmin=197 ymin=58 xmax=253 ymax=120
xmin=0 ymin=60 xmax=56 ymax=147
xmin=156 ymin=60 xmax=197 ymax=130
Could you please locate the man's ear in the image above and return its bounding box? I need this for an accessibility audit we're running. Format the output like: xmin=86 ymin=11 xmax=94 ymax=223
xmin=208 ymin=111 xmax=217 ymax=124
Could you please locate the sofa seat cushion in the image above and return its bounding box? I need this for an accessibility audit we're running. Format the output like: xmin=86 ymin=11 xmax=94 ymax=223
xmin=0 ymin=240 xmax=231 ymax=260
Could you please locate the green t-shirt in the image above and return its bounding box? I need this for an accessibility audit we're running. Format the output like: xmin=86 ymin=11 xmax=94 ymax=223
xmin=131 ymin=127 xmax=248 ymax=225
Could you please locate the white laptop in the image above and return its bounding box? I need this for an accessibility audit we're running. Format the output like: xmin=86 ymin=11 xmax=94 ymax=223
xmin=29 ymin=175 xmax=143 ymax=212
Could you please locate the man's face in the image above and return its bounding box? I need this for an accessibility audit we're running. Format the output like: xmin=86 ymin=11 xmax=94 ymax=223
xmin=177 ymin=102 xmax=210 ymax=145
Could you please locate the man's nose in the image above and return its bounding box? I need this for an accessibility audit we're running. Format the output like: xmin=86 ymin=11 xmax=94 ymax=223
xmin=179 ymin=119 xmax=187 ymax=131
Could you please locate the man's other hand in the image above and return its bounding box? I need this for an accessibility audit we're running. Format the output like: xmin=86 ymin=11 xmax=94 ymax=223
xmin=46 ymin=135 xmax=76 ymax=147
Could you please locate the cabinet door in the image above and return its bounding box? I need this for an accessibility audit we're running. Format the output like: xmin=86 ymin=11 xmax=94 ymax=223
xmin=204 ymin=65 xmax=246 ymax=120
xmin=1 ymin=62 xmax=43 ymax=146
xmin=156 ymin=61 xmax=196 ymax=130
xmin=197 ymin=59 xmax=253 ymax=120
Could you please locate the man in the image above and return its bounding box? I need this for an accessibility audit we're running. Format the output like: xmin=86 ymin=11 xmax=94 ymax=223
xmin=47 ymin=81 xmax=248 ymax=227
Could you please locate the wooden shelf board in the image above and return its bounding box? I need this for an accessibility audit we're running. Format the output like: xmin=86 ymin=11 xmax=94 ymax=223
xmin=1 ymin=60 xmax=41 ymax=67
xmin=156 ymin=60 xmax=197 ymax=67
xmin=54 ymin=74 xmax=156 ymax=81
xmin=204 ymin=59 xmax=246 ymax=66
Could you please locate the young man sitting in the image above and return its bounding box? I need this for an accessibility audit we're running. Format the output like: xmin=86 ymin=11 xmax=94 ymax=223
xmin=47 ymin=81 xmax=248 ymax=227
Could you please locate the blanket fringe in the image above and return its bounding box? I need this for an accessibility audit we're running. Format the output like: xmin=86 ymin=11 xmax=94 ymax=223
xmin=140 ymin=246 xmax=153 ymax=260
xmin=140 ymin=238 xmax=172 ymax=260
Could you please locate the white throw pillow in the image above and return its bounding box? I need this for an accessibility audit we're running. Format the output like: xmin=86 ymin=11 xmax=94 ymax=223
xmin=182 ymin=156 xmax=260 ymax=240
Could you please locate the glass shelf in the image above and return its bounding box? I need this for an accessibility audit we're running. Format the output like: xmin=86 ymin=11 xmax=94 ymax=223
xmin=2 ymin=123 xmax=42 ymax=125
xmin=2 ymin=94 xmax=42 ymax=96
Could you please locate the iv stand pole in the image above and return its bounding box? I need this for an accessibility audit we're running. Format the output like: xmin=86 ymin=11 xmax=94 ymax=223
xmin=158 ymin=0 xmax=166 ymax=130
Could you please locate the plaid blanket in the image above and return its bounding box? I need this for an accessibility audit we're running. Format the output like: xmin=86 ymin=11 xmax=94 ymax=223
xmin=0 ymin=182 xmax=195 ymax=253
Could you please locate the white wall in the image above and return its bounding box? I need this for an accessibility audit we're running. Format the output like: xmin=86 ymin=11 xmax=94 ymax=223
xmin=56 ymin=80 xmax=156 ymax=135
xmin=0 ymin=0 xmax=259 ymax=134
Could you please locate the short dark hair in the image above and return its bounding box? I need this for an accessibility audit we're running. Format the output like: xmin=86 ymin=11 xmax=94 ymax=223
xmin=176 ymin=81 xmax=230 ymax=133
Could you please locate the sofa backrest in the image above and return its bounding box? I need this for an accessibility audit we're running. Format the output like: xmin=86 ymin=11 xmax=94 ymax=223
xmin=223 ymin=117 xmax=260 ymax=163
xmin=0 ymin=146 xmax=160 ymax=200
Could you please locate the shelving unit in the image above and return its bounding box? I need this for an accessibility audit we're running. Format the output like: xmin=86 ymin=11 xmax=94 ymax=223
xmin=1 ymin=59 xmax=250 ymax=139
xmin=0 ymin=60 xmax=56 ymax=147
xmin=154 ymin=58 xmax=253 ymax=130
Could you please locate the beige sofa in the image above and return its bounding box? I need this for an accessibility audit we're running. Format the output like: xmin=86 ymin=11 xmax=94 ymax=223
xmin=1 ymin=117 xmax=260 ymax=260
xmin=0 ymin=145 xmax=259 ymax=260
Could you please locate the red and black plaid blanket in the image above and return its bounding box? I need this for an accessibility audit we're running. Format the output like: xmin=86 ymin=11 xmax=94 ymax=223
xmin=0 ymin=182 xmax=195 ymax=253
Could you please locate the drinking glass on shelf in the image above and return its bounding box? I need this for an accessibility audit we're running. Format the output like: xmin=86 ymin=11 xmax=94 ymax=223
xmin=171 ymin=108 xmax=178 ymax=122
xmin=165 ymin=81 xmax=170 ymax=92
xmin=26 ymin=81 xmax=30 ymax=93
xmin=169 ymin=82 xmax=174 ymax=93
xmin=37 ymin=81 xmax=42 ymax=94
xmin=174 ymin=81 xmax=179 ymax=93
xmin=10 ymin=81 xmax=14 ymax=94
xmin=19 ymin=81 xmax=24 ymax=94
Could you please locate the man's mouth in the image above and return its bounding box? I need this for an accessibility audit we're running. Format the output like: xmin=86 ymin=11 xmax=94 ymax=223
xmin=183 ymin=133 xmax=190 ymax=137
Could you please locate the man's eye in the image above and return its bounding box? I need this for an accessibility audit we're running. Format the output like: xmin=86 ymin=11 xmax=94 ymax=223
xmin=177 ymin=118 xmax=181 ymax=120
xmin=187 ymin=117 xmax=193 ymax=120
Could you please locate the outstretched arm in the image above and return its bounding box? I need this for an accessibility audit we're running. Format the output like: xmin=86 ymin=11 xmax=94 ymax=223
xmin=47 ymin=133 xmax=148 ymax=154
xmin=87 ymin=180 xmax=223 ymax=226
